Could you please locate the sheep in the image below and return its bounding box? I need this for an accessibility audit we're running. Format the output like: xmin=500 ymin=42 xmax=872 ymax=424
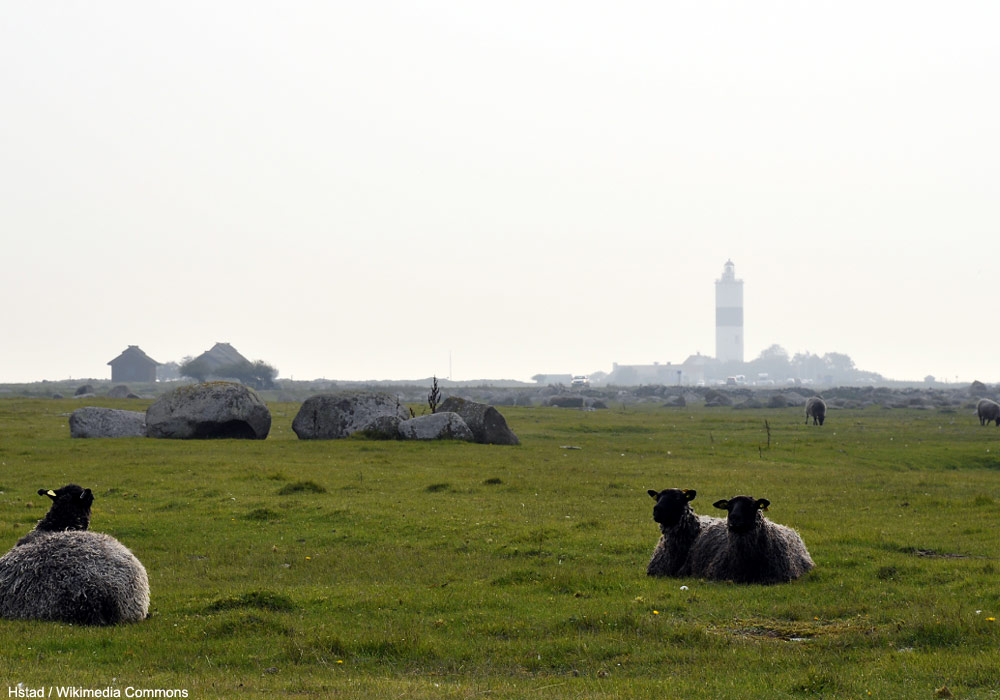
xmin=16 ymin=483 xmax=93 ymax=546
xmin=646 ymin=488 xmax=723 ymax=577
xmin=684 ymin=495 xmax=814 ymax=584
xmin=0 ymin=486 xmax=149 ymax=625
xmin=977 ymin=398 xmax=1000 ymax=426
xmin=804 ymin=397 xmax=826 ymax=425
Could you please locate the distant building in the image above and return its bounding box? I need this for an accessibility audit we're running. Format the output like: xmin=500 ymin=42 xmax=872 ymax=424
xmin=108 ymin=346 xmax=159 ymax=383
xmin=715 ymin=259 xmax=744 ymax=364
xmin=607 ymin=354 xmax=711 ymax=386
xmin=532 ymin=373 xmax=573 ymax=385
xmin=192 ymin=342 xmax=250 ymax=374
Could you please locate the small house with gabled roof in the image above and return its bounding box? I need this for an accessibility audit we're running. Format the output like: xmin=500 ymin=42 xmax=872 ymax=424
xmin=108 ymin=346 xmax=160 ymax=383
xmin=193 ymin=342 xmax=250 ymax=374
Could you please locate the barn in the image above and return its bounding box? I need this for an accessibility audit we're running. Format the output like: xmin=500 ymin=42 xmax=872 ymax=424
xmin=108 ymin=346 xmax=160 ymax=383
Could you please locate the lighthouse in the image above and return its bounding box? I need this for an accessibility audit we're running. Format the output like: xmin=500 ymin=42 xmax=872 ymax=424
xmin=715 ymin=260 xmax=744 ymax=364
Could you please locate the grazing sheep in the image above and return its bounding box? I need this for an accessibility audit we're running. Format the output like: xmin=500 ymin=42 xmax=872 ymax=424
xmin=646 ymin=489 xmax=723 ymax=577
xmin=16 ymin=484 xmax=93 ymax=546
xmin=684 ymin=495 xmax=814 ymax=585
xmin=0 ymin=486 xmax=149 ymax=625
xmin=977 ymin=398 xmax=1000 ymax=426
xmin=805 ymin=397 xmax=826 ymax=426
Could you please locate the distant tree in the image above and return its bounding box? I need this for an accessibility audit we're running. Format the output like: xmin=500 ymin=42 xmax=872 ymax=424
xmin=822 ymin=352 xmax=855 ymax=374
xmin=179 ymin=357 xmax=212 ymax=383
xmin=750 ymin=344 xmax=792 ymax=379
xmin=213 ymin=360 xmax=279 ymax=390
xmin=757 ymin=344 xmax=789 ymax=361
xmin=156 ymin=361 xmax=182 ymax=382
xmin=791 ymin=352 xmax=825 ymax=381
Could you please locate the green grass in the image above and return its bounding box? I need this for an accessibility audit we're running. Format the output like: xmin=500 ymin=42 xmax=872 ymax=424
xmin=1 ymin=398 xmax=999 ymax=698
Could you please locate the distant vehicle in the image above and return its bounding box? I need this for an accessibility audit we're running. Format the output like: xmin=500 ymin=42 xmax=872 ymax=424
xmin=725 ymin=375 xmax=746 ymax=386
xmin=571 ymin=375 xmax=589 ymax=388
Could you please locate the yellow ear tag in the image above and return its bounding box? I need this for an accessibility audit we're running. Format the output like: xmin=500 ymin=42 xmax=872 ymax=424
xmin=46 ymin=490 xmax=57 ymax=497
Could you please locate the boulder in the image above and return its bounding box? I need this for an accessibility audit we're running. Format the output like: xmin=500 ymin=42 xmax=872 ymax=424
xmin=69 ymin=407 xmax=146 ymax=438
xmin=547 ymin=395 xmax=585 ymax=408
xmin=357 ymin=415 xmax=403 ymax=440
xmin=397 ymin=412 xmax=474 ymax=441
xmin=662 ymin=395 xmax=686 ymax=408
xmin=107 ymin=385 xmax=132 ymax=399
xmin=292 ymin=392 xmax=409 ymax=440
xmin=146 ymin=382 xmax=271 ymax=439
xmin=703 ymin=390 xmax=734 ymax=408
xmin=74 ymin=384 xmax=94 ymax=397
xmin=437 ymin=397 xmax=519 ymax=445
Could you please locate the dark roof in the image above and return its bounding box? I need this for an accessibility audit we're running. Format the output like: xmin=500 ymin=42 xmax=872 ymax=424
xmin=194 ymin=342 xmax=250 ymax=371
xmin=108 ymin=345 xmax=160 ymax=367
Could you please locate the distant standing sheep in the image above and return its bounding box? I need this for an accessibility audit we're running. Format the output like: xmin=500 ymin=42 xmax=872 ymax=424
xmin=0 ymin=485 xmax=149 ymax=625
xmin=646 ymin=489 xmax=722 ymax=577
xmin=805 ymin=397 xmax=826 ymax=426
xmin=977 ymin=398 xmax=1000 ymax=426
xmin=684 ymin=495 xmax=814 ymax=585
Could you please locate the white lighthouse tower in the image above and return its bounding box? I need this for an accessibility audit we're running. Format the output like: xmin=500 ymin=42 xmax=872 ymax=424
xmin=715 ymin=260 xmax=744 ymax=364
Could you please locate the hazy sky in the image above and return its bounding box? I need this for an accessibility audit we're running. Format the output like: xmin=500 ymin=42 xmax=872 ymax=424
xmin=2 ymin=2 xmax=998 ymax=384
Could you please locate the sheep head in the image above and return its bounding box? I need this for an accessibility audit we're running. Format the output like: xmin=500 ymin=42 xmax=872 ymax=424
xmin=713 ymin=495 xmax=770 ymax=533
xmin=35 ymin=484 xmax=94 ymax=533
xmin=647 ymin=488 xmax=696 ymax=527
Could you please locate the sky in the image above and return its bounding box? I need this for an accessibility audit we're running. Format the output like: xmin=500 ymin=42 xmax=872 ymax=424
xmin=1 ymin=1 xmax=998 ymax=384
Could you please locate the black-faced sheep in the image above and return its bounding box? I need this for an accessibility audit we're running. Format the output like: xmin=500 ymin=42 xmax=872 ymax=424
xmin=0 ymin=485 xmax=149 ymax=625
xmin=805 ymin=397 xmax=826 ymax=426
xmin=684 ymin=495 xmax=814 ymax=585
xmin=977 ymin=398 xmax=1000 ymax=426
xmin=646 ymin=488 xmax=723 ymax=577
xmin=16 ymin=484 xmax=93 ymax=546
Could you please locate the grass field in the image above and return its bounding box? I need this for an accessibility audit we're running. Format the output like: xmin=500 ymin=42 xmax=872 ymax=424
xmin=1 ymin=398 xmax=998 ymax=698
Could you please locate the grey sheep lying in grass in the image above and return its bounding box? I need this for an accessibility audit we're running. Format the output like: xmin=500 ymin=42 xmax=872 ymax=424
xmin=805 ymin=397 xmax=826 ymax=426
xmin=646 ymin=488 xmax=723 ymax=577
xmin=684 ymin=495 xmax=814 ymax=585
xmin=0 ymin=485 xmax=149 ymax=625
xmin=977 ymin=398 xmax=1000 ymax=426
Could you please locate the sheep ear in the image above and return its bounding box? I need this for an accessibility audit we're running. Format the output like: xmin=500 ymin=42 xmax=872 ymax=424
xmin=757 ymin=499 xmax=770 ymax=511
xmin=647 ymin=489 xmax=659 ymax=500
xmin=81 ymin=489 xmax=92 ymax=500
xmin=713 ymin=499 xmax=730 ymax=510
xmin=684 ymin=489 xmax=697 ymax=501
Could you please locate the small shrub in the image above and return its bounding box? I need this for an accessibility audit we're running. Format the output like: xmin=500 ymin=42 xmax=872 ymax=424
xmin=277 ymin=480 xmax=327 ymax=495
xmin=245 ymin=508 xmax=280 ymax=522
xmin=205 ymin=590 xmax=296 ymax=613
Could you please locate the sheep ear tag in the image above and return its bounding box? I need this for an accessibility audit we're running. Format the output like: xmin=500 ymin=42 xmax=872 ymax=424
xmin=46 ymin=490 xmax=57 ymax=498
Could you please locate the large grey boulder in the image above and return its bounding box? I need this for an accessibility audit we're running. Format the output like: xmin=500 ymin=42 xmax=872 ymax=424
xmin=69 ymin=407 xmax=146 ymax=438
xmin=146 ymin=382 xmax=271 ymax=439
xmin=357 ymin=415 xmax=404 ymax=440
xmin=292 ymin=392 xmax=409 ymax=440
xmin=107 ymin=385 xmax=132 ymax=399
xmin=437 ymin=397 xmax=519 ymax=445
xmin=397 ymin=412 xmax=474 ymax=441
xmin=547 ymin=395 xmax=585 ymax=408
